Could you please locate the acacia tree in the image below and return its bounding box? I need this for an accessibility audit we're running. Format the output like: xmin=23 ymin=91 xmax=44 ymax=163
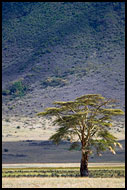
xmin=37 ymin=94 xmax=124 ymax=177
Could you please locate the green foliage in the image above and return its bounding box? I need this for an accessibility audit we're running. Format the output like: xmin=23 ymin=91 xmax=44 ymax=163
xmin=37 ymin=94 xmax=124 ymax=157
xmin=2 ymin=167 xmax=125 ymax=178
xmin=50 ymin=125 xmax=72 ymax=144
xmin=100 ymin=108 xmax=124 ymax=115
xmin=42 ymin=77 xmax=68 ymax=88
xmin=37 ymin=107 xmax=63 ymax=116
xmin=3 ymin=80 xmax=27 ymax=98
xmin=2 ymin=89 xmax=10 ymax=96
xmin=2 ymin=2 xmax=125 ymax=99
xmin=2 ymin=2 xmax=125 ymax=56
xmin=69 ymin=142 xmax=81 ymax=151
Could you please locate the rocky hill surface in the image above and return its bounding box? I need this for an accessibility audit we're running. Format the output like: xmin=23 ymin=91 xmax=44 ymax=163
xmin=2 ymin=2 xmax=125 ymax=118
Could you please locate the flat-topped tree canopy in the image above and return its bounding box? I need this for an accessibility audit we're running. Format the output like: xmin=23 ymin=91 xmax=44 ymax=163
xmin=100 ymin=108 xmax=124 ymax=115
xmin=37 ymin=107 xmax=63 ymax=116
xmin=76 ymin=94 xmax=118 ymax=108
xmin=37 ymin=94 xmax=124 ymax=177
xmin=53 ymin=101 xmax=76 ymax=106
xmin=37 ymin=94 xmax=124 ymax=119
xmin=76 ymin=94 xmax=105 ymax=100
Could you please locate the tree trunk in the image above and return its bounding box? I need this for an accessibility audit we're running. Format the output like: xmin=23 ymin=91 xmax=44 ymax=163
xmin=80 ymin=152 xmax=89 ymax=177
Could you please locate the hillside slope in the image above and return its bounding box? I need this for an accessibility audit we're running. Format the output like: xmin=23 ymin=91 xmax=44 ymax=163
xmin=2 ymin=2 xmax=125 ymax=117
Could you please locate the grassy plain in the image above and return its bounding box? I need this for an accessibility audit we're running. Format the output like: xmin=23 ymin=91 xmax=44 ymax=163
xmin=2 ymin=177 xmax=125 ymax=188
xmin=2 ymin=166 xmax=125 ymax=178
xmin=2 ymin=165 xmax=125 ymax=188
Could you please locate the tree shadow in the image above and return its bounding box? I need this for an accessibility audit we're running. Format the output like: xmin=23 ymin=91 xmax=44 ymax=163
xmin=2 ymin=140 xmax=125 ymax=164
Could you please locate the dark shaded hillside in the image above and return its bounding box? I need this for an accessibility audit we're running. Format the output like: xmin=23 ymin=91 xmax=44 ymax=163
xmin=2 ymin=2 xmax=125 ymax=116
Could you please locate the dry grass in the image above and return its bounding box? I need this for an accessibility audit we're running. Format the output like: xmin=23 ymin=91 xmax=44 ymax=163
xmin=2 ymin=177 xmax=125 ymax=188
xmin=2 ymin=116 xmax=56 ymax=142
xmin=2 ymin=116 xmax=125 ymax=142
xmin=2 ymin=162 xmax=125 ymax=168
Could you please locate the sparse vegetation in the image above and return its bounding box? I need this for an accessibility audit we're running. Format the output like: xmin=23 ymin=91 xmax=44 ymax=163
xmin=2 ymin=2 xmax=125 ymax=118
xmin=2 ymin=80 xmax=27 ymax=98
xmin=16 ymin=126 xmax=20 ymax=129
xmin=2 ymin=90 xmax=10 ymax=96
xmin=4 ymin=149 xmax=8 ymax=152
xmin=5 ymin=118 xmax=10 ymax=122
xmin=2 ymin=167 xmax=125 ymax=178
xmin=9 ymin=81 xmax=27 ymax=97
xmin=42 ymin=77 xmax=68 ymax=88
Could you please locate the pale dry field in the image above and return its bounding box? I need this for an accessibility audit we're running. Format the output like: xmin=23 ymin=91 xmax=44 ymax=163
xmin=2 ymin=116 xmax=57 ymax=142
xmin=2 ymin=162 xmax=125 ymax=168
xmin=2 ymin=177 xmax=125 ymax=188
xmin=2 ymin=116 xmax=125 ymax=142
xmin=2 ymin=116 xmax=125 ymax=164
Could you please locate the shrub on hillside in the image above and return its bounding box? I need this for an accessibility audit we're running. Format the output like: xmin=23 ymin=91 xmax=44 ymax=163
xmin=2 ymin=80 xmax=27 ymax=98
xmin=42 ymin=77 xmax=68 ymax=87
xmin=2 ymin=89 xmax=10 ymax=96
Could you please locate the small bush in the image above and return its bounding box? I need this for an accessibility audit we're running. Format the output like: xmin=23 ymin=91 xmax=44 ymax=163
xmin=5 ymin=118 xmax=10 ymax=122
xmin=9 ymin=81 xmax=27 ymax=97
xmin=42 ymin=77 xmax=68 ymax=87
xmin=2 ymin=80 xmax=27 ymax=98
xmin=8 ymin=106 xmax=14 ymax=110
xmin=2 ymin=90 xmax=10 ymax=96
xmin=4 ymin=148 xmax=8 ymax=152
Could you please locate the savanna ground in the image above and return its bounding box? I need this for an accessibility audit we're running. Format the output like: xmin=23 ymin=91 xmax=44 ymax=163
xmin=2 ymin=116 xmax=125 ymax=188
xmin=2 ymin=116 xmax=125 ymax=164
xmin=2 ymin=177 xmax=125 ymax=188
xmin=2 ymin=165 xmax=125 ymax=188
